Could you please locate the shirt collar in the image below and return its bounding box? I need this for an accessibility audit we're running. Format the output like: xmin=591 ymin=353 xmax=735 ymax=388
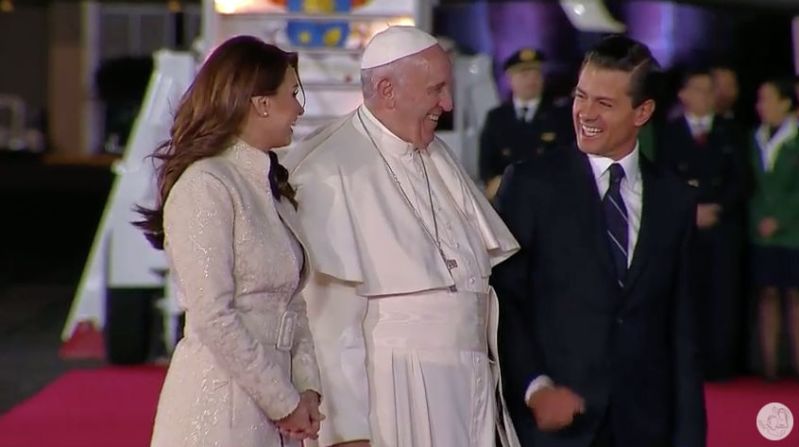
xmin=513 ymin=97 xmax=541 ymax=111
xmin=586 ymin=141 xmax=641 ymax=184
xmin=357 ymin=104 xmax=415 ymax=156
xmin=757 ymin=115 xmax=798 ymax=150
xmin=685 ymin=113 xmax=714 ymax=129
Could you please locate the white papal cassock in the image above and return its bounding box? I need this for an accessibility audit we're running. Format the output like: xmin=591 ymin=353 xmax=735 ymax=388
xmin=283 ymin=105 xmax=520 ymax=447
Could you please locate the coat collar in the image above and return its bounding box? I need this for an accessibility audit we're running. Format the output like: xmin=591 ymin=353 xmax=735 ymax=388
xmin=223 ymin=140 xmax=312 ymax=291
xmin=623 ymin=156 xmax=666 ymax=296
xmin=224 ymin=139 xmax=271 ymax=183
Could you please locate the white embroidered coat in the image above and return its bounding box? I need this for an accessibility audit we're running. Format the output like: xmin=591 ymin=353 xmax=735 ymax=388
xmin=150 ymin=141 xmax=320 ymax=447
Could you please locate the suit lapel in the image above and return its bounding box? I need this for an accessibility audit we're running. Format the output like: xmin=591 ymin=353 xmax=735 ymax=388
xmin=623 ymin=157 xmax=664 ymax=295
xmin=569 ymin=150 xmax=615 ymax=278
xmin=501 ymin=103 xmax=517 ymax=122
xmin=679 ymin=117 xmax=694 ymax=144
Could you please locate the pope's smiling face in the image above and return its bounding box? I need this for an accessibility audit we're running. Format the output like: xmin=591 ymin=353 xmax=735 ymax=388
xmin=392 ymin=45 xmax=454 ymax=150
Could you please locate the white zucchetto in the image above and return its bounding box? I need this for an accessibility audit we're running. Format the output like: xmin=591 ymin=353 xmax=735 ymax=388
xmin=360 ymin=26 xmax=439 ymax=70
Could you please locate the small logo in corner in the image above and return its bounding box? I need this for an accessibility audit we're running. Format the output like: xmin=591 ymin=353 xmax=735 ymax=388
xmin=756 ymin=402 xmax=793 ymax=441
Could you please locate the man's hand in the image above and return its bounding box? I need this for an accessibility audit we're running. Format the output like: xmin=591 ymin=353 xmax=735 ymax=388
xmin=759 ymin=217 xmax=779 ymax=238
xmin=696 ymin=203 xmax=721 ymax=229
xmin=331 ymin=442 xmax=370 ymax=447
xmin=527 ymin=386 xmax=586 ymax=432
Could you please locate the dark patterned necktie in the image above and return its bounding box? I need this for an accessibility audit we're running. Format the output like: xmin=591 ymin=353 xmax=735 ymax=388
xmin=603 ymin=163 xmax=629 ymax=288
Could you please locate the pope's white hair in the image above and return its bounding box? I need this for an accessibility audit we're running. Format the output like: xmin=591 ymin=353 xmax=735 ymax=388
xmin=360 ymin=55 xmax=424 ymax=103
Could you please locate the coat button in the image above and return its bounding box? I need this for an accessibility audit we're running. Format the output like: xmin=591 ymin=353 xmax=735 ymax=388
xmin=616 ymin=318 xmax=624 ymax=325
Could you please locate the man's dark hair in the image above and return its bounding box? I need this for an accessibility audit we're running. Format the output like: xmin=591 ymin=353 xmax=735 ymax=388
xmin=679 ymin=67 xmax=712 ymax=90
xmin=582 ymin=34 xmax=662 ymax=107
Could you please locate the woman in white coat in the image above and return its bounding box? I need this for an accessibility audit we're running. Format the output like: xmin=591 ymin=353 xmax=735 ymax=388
xmin=135 ymin=35 xmax=323 ymax=446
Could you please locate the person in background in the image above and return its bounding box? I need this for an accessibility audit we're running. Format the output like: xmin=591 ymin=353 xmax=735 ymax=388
xmin=135 ymin=35 xmax=323 ymax=446
xmin=711 ymin=65 xmax=740 ymax=121
xmin=749 ymin=77 xmax=799 ymax=380
xmin=657 ymin=68 xmax=747 ymax=380
xmin=479 ymin=48 xmax=572 ymax=199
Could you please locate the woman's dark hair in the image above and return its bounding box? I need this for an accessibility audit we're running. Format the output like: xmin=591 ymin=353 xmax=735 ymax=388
xmin=134 ymin=35 xmax=299 ymax=249
xmin=762 ymin=77 xmax=799 ymax=112
xmin=581 ymin=34 xmax=662 ymax=108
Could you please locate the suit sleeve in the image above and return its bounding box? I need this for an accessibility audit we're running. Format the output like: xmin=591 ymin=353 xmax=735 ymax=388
xmin=491 ymin=164 xmax=547 ymax=406
xmin=673 ymin=195 xmax=708 ymax=447
xmin=303 ymin=272 xmax=371 ymax=445
xmin=164 ymin=170 xmax=300 ymax=421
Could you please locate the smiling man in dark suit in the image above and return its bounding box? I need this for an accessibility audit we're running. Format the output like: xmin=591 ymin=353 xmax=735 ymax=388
xmin=492 ymin=35 xmax=706 ymax=447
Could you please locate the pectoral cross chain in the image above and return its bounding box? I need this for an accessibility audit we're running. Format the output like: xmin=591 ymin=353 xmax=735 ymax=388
xmin=419 ymin=153 xmax=460 ymax=276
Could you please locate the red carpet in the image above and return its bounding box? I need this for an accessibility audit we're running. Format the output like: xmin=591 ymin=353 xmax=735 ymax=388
xmin=0 ymin=366 xmax=166 ymax=447
xmin=705 ymin=377 xmax=799 ymax=447
xmin=0 ymin=368 xmax=798 ymax=447
xmin=58 ymin=320 xmax=105 ymax=361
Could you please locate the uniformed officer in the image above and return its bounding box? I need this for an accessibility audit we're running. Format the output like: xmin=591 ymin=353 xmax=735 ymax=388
xmin=479 ymin=48 xmax=572 ymax=199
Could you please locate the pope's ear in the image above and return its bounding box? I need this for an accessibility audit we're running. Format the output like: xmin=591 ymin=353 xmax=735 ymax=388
xmin=378 ymin=78 xmax=395 ymax=106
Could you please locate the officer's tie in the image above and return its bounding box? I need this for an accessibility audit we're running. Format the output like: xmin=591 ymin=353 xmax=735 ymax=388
xmin=603 ymin=163 xmax=628 ymax=288
xmin=517 ymin=106 xmax=529 ymax=122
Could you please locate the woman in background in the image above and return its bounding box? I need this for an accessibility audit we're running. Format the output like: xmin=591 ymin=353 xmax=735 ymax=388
xmin=749 ymin=78 xmax=799 ymax=380
xmin=135 ymin=35 xmax=322 ymax=445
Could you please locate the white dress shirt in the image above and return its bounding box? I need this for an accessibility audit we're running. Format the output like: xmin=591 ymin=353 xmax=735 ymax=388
xmin=513 ymin=97 xmax=541 ymax=122
xmin=524 ymin=143 xmax=644 ymax=403
xmin=586 ymin=144 xmax=644 ymax=265
xmin=684 ymin=113 xmax=714 ymax=138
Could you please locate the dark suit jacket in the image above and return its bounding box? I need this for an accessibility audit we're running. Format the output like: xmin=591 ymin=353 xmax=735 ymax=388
xmin=479 ymin=99 xmax=573 ymax=182
xmin=656 ymin=114 xmax=746 ymax=219
xmin=492 ymin=146 xmax=706 ymax=447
